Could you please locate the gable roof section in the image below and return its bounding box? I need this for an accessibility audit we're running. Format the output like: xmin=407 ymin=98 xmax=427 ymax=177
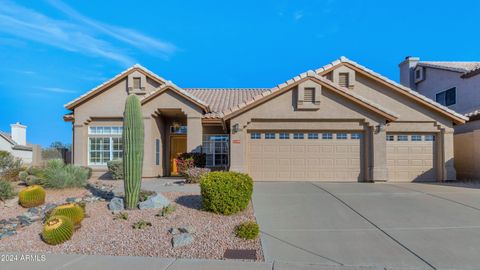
xmin=315 ymin=57 xmax=468 ymax=124
xmin=65 ymin=64 xmax=168 ymax=110
xmin=141 ymin=81 xmax=210 ymax=112
xmin=418 ymin=61 xmax=480 ymax=74
xmin=222 ymin=70 xmax=399 ymax=121
xmin=185 ymin=88 xmax=269 ymax=118
xmin=0 ymin=131 xmax=33 ymax=151
xmin=0 ymin=131 xmax=15 ymax=145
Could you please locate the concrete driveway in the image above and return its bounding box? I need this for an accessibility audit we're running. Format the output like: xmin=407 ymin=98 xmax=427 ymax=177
xmin=253 ymin=182 xmax=480 ymax=270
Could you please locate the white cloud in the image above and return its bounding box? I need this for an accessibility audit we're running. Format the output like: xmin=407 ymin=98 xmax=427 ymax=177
xmin=293 ymin=10 xmax=304 ymax=21
xmin=0 ymin=0 xmax=176 ymax=66
xmin=37 ymin=87 xmax=77 ymax=93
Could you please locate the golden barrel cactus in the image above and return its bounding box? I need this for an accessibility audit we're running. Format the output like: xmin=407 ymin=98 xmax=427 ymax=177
xmin=18 ymin=185 xmax=46 ymax=208
xmin=41 ymin=215 xmax=74 ymax=245
xmin=50 ymin=203 xmax=85 ymax=226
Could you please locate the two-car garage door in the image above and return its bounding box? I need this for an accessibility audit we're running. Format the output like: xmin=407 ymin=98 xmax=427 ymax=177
xmin=247 ymin=131 xmax=363 ymax=181
xmin=247 ymin=131 xmax=437 ymax=182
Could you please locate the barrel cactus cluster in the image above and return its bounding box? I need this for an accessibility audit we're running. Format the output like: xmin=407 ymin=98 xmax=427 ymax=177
xmin=123 ymin=94 xmax=145 ymax=209
xmin=18 ymin=185 xmax=46 ymax=208
xmin=50 ymin=203 xmax=85 ymax=226
xmin=41 ymin=203 xmax=86 ymax=245
xmin=41 ymin=215 xmax=74 ymax=245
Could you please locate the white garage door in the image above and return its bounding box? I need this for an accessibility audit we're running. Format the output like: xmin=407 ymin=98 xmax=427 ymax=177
xmin=386 ymin=133 xmax=437 ymax=182
xmin=247 ymin=131 xmax=363 ymax=181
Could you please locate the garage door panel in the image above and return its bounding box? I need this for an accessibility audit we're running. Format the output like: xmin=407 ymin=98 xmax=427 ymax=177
xmin=247 ymin=131 xmax=363 ymax=181
xmin=387 ymin=133 xmax=436 ymax=182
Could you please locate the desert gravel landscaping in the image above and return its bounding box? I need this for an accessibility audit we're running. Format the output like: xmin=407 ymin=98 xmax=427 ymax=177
xmin=0 ymin=190 xmax=263 ymax=261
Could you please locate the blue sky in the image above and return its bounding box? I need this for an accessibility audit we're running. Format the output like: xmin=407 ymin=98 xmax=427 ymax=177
xmin=0 ymin=0 xmax=479 ymax=146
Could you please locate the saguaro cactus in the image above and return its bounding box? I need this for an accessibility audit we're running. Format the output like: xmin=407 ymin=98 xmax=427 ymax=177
xmin=123 ymin=94 xmax=144 ymax=209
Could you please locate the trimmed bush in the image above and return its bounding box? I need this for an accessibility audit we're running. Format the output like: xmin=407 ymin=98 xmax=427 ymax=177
xmin=0 ymin=180 xmax=15 ymax=201
xmin=235 ymin=221 xmax=260 ymax=240
xmin=184 ymin=167 xmax=210 ymax=183
xmin=200 ymin=171 xmax=253 ymax=215
xmin=107 ymin=159 xmax=123 ymax=180
xmin=27 ymin=167 xmax=47 ymax=179
xmin=43 ymin=159 xmax=88 ymax=189
xmin=18 ymin=185 xmax=45 ymax=207
xmin=50 ymin=203 xmax=85 ymax=226
xmin=24 ymin=175 xmax=44 ymax=186
xmin=41 ymin=215 xmax=74 ymax=245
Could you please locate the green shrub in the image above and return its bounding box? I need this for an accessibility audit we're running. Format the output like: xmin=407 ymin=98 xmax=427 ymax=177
xmin=82 ymin=166 xmax=93 ymax=179
xmin=113 ymin=212 xmax=128 ymax=221
xmin=235 ymin=221 xmax=260 ymax=240
xmin=27 ymin=167 xmax=47 ymax=179
xmin=18 ymin=171 xmax=28 ymax=182
xmin=43 ymin=159 xmax=88 ymax=189
xmin=156 ymin=204 xmax=176 ymax=217
xmin=107 ymin=159 xmax=123 ymax=180
xmin=184 ymin=167 xmax=210 ymax=183
xmin=132 ymin=220 xmax=152 ymax=229
xmin=24 ymin=175 xmax=44 ymax=186
xmin=0 ymin=151 xmax=23 ymax=182
xmin=200 ymin=171 xmax=253 ymax=215
xmin=0 ymin=180 xmax=15 ymax=201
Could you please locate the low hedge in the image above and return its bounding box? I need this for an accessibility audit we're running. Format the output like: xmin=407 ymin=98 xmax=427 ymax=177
xmin=200 ymin=171 xmax=253 ymax=215
xmin=235 ymin=221 xmax=260 ymax=240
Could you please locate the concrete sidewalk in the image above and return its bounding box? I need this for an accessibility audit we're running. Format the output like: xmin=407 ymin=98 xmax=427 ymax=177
xmin=0 ymin=253 xmax=424 ymax=270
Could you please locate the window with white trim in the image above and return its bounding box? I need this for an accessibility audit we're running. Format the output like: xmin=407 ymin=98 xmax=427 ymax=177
xmin=424 ymin=135 xmax=435 ymax=141
xmin=386 ymin=135 xmax=395 ymax=141
xmin=203 ymin=135 xmax=229 ymax=167
xmin=411 ymin=135 xmax=422 ymax=141
xmin=251 ymin=132 xmax=261 ymax=139
xmin=88 ymin=126 xmax=123 ymax=165
xmin=336 ymin=133 xmax=347 ymax=140
xmin=397 ymin=135 xmax=408 ymax=141
xmin=322 ymin=133 xmax=333 ymax=140
xmin=279 ymin=133 xmax=290 ymax=139
xmin=308 ymin=133 xmax=319 ymax=139
xmin=265 ymin=133 xmax=276 ymax=139
xmin=293 ymin=133 xmax=304 ymax=139
xmin=351 ymin=133 xmax=362 ymax=139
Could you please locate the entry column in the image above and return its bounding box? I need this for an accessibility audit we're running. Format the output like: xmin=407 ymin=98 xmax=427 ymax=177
xmin=440 ymin=128 xmax=456 ymax=181
xmin=187 ymin=116 xmax=202 ymax=152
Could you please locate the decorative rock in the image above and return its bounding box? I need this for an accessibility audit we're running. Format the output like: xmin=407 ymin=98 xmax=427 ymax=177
xmin=172 ymin=233 xmax=194 ymax=248
xmin=179 ymin=226 xmax=196 ymax=234
xmin=168 ymin=228 xmax=179 ymax=235
xmin=138 ymin=194 xmax=170 ymax=210
xmin=108 ymin=197 xmax=124 ymax=213
xmin=66 ymin=197 xmax=77 ymax=203
xmin=28 ymin=207 xmax=39 ymax=214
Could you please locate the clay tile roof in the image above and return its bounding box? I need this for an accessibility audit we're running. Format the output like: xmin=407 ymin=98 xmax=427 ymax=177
xmin=418 ymin=61 xmax=480 ymax=74
xmin=185 ymin=88 xmax=270 ymax=117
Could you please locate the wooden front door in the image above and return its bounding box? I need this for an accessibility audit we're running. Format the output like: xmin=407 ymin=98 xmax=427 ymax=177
xmin=170 ymin=135 xmax=187 ymax=176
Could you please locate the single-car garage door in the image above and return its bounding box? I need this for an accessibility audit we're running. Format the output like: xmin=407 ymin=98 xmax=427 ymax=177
xmin=386 ymin=133 xmax=437 ymax=182
xmin=247 ymin=131 xmax=363 ymax=181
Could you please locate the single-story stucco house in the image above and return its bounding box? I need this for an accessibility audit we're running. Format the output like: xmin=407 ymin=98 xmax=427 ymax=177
xmin=64 ymin=57 xmax=467 ymax=182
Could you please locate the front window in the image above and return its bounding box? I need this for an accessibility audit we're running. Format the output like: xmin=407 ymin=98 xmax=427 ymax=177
xmin=88 ymin=126 xmax=123 ymax=165
xmin=435 ymin=87 xmax=456 ymax=106
xmin=203 ymin=135 xmax=229 ymax=167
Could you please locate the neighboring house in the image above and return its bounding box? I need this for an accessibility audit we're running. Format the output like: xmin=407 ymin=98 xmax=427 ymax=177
xmin=0 ymin=122 xmax=35 ymax=164
xmin=64 ymin=57 xmax=466 ymax=182
xmin=399 ymin=57 xmax=480 ymax=180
